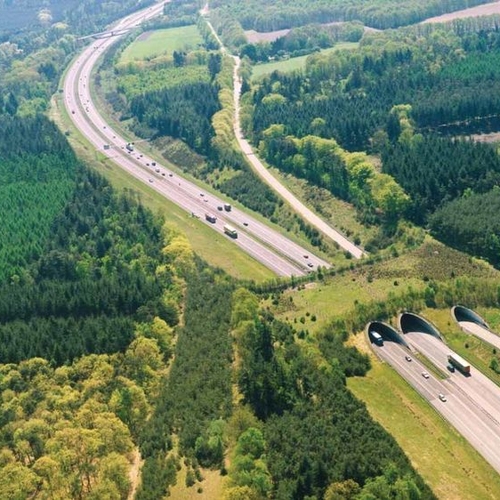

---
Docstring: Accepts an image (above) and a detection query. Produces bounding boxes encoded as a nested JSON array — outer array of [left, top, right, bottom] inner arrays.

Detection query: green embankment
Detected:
[[50, 93, 274, 282]]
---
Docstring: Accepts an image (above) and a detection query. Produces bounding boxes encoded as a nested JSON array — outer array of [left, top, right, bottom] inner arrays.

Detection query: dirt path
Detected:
[[202, 10, 365, 259], [128, 448, 142, 500]]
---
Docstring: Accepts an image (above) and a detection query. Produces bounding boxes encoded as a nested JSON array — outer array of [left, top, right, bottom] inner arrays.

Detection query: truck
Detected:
[[370, 331, 384, 346], [205, 213, 217, 223], [223, 224, 237, 238], [126, 143, 134, 152], [223, 203, 232, 212], [447, 353, 470, 375]]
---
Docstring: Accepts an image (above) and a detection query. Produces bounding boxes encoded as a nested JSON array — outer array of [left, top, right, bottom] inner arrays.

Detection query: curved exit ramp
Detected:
[[452, 305, 500, 350], [366, 321, 410, 348], [399, 312, 443, 341]]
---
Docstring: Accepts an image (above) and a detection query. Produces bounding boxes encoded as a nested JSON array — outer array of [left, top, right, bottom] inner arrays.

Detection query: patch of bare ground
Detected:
[[245, 28, 290, 43], [470, 131, 500, 143], [127, 448, 143, 500], [245, 23, 378, 43], [422, 1, 500, 24], [137, 30, 153, 41]]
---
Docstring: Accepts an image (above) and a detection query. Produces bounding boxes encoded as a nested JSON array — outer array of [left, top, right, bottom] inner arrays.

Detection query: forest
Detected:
[[245, 18, 500, 266], [226, 289, 436, 499], [210, 0, 491, 31], [0, 116, 176, 366]]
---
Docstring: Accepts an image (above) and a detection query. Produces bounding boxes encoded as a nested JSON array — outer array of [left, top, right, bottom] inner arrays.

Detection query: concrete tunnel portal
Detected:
[[451, 305, 489, 329], [366, 321, 411, 348], [399, 312, 443, 341]]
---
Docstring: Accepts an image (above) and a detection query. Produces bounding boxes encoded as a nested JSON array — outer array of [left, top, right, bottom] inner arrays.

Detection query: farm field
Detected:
[[422, 1, 500, 23], [120, 25, 203, 63]]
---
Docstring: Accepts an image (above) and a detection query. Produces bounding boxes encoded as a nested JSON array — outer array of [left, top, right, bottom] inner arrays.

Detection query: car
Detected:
[[161, 173, 165, 177], [438, 393, 447, 402], [140, 154, 143, 158], [146, 163, 150, 166], [200, 193, 204, 197], [447, 363, 455, 373], [71, 110, 75, 114], [151, 162, 156, 166], [307, 263, 314, 268], [405, 355, 412, 362], [148, 179, 153, 183], [243, 222, 249, 226], [303, 254, 309, 259], [217, 206, 223, 211], [168, 173, 173, 177], [421, 371, 429, 379]]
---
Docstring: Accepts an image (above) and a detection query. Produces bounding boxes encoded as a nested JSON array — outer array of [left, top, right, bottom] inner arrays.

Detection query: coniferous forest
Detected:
[[2, 0, 500, 498]]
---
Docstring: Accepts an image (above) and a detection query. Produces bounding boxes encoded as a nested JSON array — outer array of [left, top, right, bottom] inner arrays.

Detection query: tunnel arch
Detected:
[[366, 321, 411, 348], [398, 312, 443, 341], [451, 305, 489, 329]]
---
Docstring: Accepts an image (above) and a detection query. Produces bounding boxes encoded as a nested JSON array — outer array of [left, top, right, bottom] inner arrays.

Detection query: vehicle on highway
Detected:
[[303, 255, 309, 259], [243, 222, 249, 226], [448, 353, 471, 374], [447, 363, 455, 373], [205, 213, 217, 223], [217, 206, 223, 211], [307, 262, 314, 268], [148, 179, 153, 183], [155, 168, 160, 173], [224, 203, 232, 211], [151, 162, 156, 166], [439, 393, 447, 402], [126, 143, 134, 152], [224, 224, 238, 238], [405, 355, 412, 362], [371, 331, 384, 346], [421, 371, 429, 379]]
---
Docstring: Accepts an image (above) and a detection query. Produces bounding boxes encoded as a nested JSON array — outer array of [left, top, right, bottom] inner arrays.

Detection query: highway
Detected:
[[62, 1, 331, 278], [458, 320, 500, 351], [374, 339, 500, 473]]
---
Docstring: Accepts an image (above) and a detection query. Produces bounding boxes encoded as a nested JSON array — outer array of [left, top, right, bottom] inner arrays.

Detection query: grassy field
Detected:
[[49, 92, 275, 282], [348, 336, 500, 500], [251, 42, 358, 79], [120, 25, 203, 63], [270, 238, 497, 335]]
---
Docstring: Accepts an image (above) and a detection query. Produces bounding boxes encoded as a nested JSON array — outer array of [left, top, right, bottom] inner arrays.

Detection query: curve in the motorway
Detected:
[[62, 2, 332, 277], [399, 312, 443, 341]]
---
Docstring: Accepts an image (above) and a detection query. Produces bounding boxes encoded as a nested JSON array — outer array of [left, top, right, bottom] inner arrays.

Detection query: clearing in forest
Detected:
[[120, 25, 203, 63]]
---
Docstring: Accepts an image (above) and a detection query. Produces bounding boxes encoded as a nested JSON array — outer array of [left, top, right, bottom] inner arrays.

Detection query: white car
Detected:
[[421, 371, 429, 379], [438, 393, 447, 402]]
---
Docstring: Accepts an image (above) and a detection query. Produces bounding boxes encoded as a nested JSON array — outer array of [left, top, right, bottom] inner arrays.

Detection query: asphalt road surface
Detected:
[[62, 2, 331, 277], [459, 321, 500, 351], [375, 339, 500, 473]]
